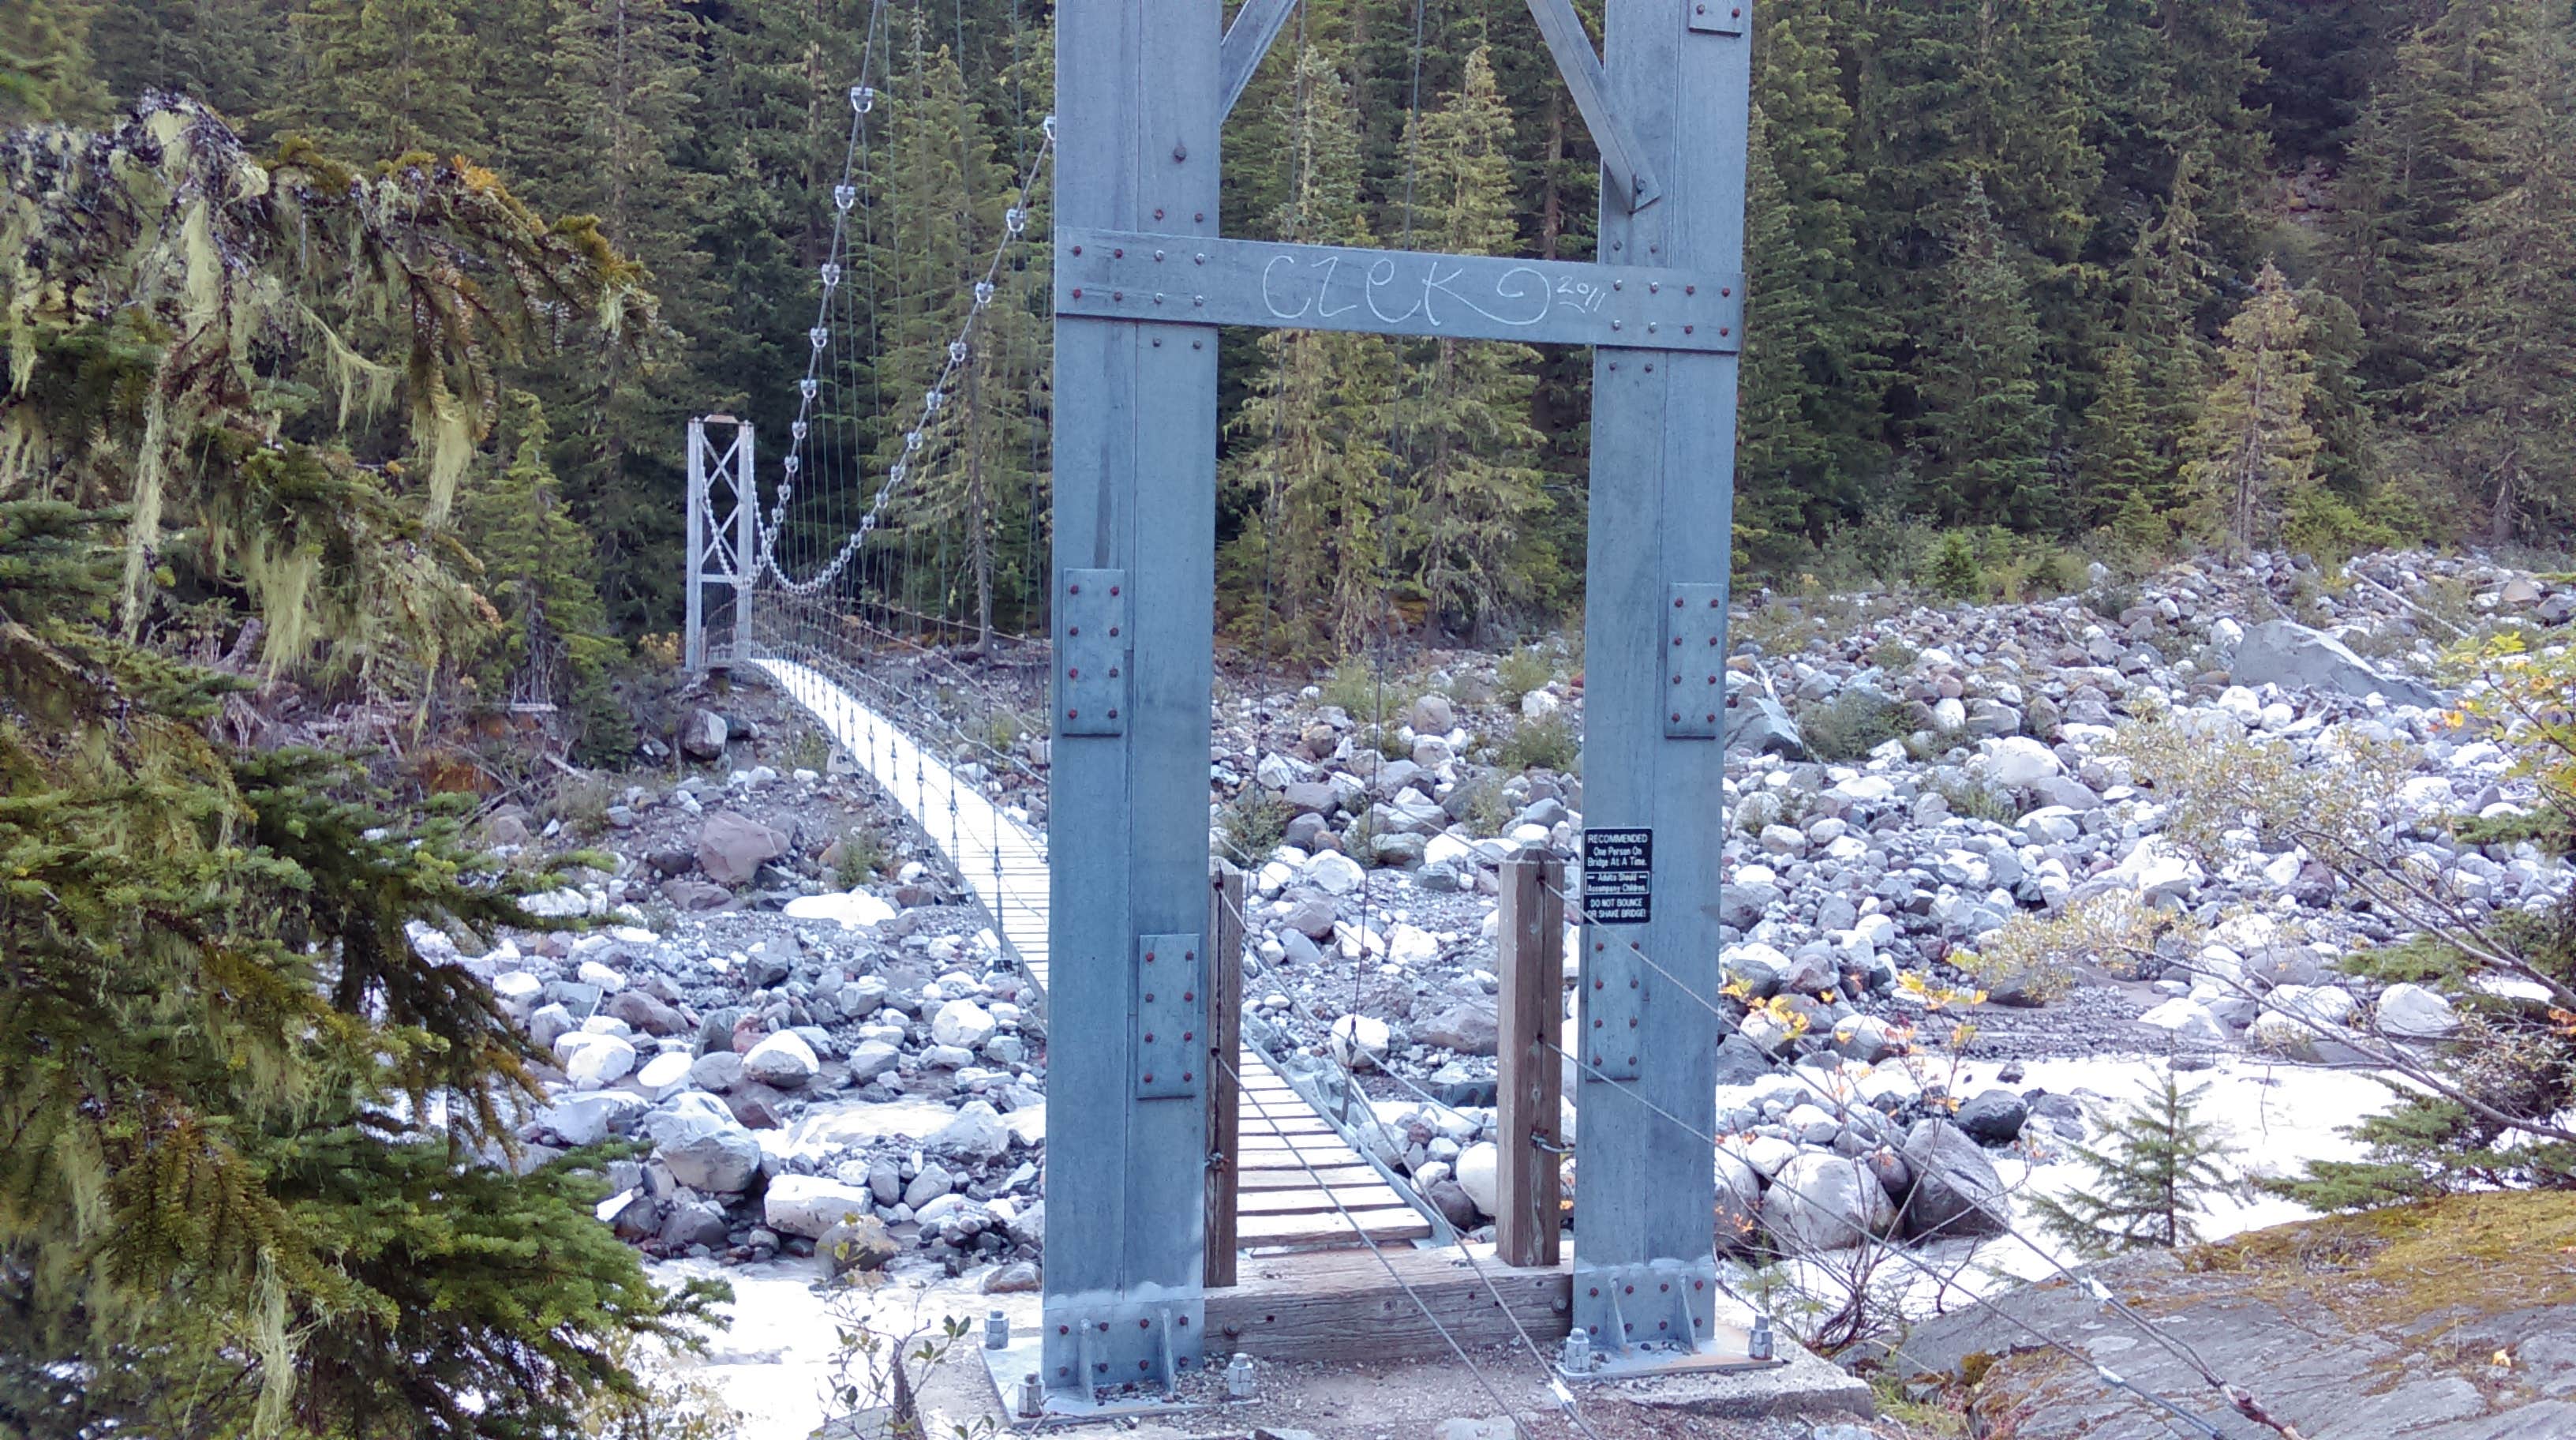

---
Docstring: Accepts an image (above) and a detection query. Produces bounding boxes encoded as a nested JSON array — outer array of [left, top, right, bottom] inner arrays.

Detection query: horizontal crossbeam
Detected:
[[1055, 230, 1743, 352]]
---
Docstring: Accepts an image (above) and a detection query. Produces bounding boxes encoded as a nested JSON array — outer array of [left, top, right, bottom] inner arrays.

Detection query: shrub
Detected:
[[1866, 636, 1919, 673], [835, 823, 891, 887], [1926, 531, 1983, 600], [1496, 646, 1555, 706], [1957, 893, 2166, 1005], [1218, 789, 1289, 863], [1498, 714, 1579, 774], [1927, 772, 2015, 823], [1799, 691, 1911, 762], [1319, 655, 1408, 726], [547, 775, 618, 838]]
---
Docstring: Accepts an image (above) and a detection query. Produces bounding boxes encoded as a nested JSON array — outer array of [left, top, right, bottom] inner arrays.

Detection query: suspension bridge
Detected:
[[661, 0, 2364, 1428], [678, 0, 1762, 1416]]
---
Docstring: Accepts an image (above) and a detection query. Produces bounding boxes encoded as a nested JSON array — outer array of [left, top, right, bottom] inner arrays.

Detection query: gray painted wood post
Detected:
[[729, 426, 755, 665], [684, 419, 707, 673], [1572, 0, 1750, 1352], [1044, 0, 1222, 1393], [1205, 859, 1245, 1288], [1495, 848, 1565, 1269]]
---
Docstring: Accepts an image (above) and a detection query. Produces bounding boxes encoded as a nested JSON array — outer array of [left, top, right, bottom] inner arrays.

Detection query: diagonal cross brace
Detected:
[[1219, 0, 1298, 120], [1522, 0, 1661, 213]]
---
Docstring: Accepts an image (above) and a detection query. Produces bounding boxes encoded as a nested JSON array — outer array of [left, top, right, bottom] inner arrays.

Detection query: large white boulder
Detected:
[[1305, 850, 1366, 896], [2139, 997, 2232, 1047], [931, 999, 999, 1050], [1329, 1014, 1394, 1070], [1453, 1141, 1499, 1217], [784, 890, 897, 928], [927, 1101, 1012, 1162], [560, 1031, 638, 1088], [545, 1090, 646, 1146], [657, 1112, 763, 1194], [763, 1175, 877, 1239], [635, 1050, 695, 1100], [2376, 982, 2459, 1038], [1759, 1152, 1896, 1252], [1979, 736, 2065, 788], [741, 1030, 821, 1089]]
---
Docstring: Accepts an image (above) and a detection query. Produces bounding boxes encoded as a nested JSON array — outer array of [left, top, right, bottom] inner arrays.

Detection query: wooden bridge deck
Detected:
[[751, 657, 1431, 1254]]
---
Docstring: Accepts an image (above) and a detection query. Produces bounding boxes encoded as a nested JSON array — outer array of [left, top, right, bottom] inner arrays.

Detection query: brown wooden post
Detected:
[[1204, 858, 1246, 1286], [1496, 846, 1566, 1268]]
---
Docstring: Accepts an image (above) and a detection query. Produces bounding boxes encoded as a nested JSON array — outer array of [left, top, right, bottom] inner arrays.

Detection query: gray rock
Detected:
[[820, 1215, 900, 1277], [741, 1029, 821, 1088], [903, 1164, 953, 1209], [1713, 1033, 1773, 1086], [658, 1119, 763, 1193], [2230, 619, 2443, 708], [1902, 1118, 2011, 1239], [1725, 697, 1808, 760], [1954, 1089, 2028, 1145], [927, 1100, 1012, 1162], [847, 1040, 902, 1083], [1417, 999, 1500, 1056], [680, 708, 728, 762], [697, 811, 788, 887], [659, 1199, 732, 1250], [1410, 694, 1457, 733], [1760, 1152, 1896, 1252], [688, 1049, 746, 1093], [2376, 982, 2459, 1038], [980, 1260, 1043, 1293]]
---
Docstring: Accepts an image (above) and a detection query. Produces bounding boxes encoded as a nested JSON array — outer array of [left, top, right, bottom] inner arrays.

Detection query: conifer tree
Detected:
[[0, 0, 105, 123], [1391, 47, 1550, 636], [2406, 8, 2576, 546], [269, 0, 487, 159], [1738, 2, 1880, 560], [84, 0, 290, 131], [2181, 260, 2321, 553], [1222, 40, 1395, 658], [0, 97, 709, 1438], [2081, 342, 2168, 556], [2033, 1070, 2233, 1255], [1916, 177, 2057, 531], [521, 0, 710, 629], [870, 15, 1032, 651]]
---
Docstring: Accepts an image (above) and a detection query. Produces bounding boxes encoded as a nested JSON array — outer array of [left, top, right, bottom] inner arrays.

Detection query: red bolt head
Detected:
[[1071, 287, 1083, 298], [1141, 1072, 1155, 1082], [1072, 246, 1083, 255], [1114, 248, 1124, 258]]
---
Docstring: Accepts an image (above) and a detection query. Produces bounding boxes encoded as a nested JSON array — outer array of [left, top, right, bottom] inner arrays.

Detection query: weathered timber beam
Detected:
[[1521, 0, 1661, 212], [1055, 230, 1742, 352], [1206, 1250, 1573, 1364], [1218, 0, 1297, 121]]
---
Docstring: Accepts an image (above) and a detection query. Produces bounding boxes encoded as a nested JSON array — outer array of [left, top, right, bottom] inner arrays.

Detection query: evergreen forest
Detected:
[[18, 0, 2575, 659]]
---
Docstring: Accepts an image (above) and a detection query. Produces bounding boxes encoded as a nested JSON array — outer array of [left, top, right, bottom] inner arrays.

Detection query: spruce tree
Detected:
[[870, 15, 1032, 651], [0, 97, 710, 1438], [521, 0, 710, 630], [85, 0, 290, 131], [1915, 177, 2057, 531], [269, 0, 488, 159], [1222, 39, 1396, 659], [1739, 2, 1881, 562], [2033, 1070, 2233, 1255], [1391, 47, 1550, 636], [0, 0, 105, 123], [2180, 260, 2321, 553], [2406, 8, 2576, 546], [2081, 342, 2169, 557]]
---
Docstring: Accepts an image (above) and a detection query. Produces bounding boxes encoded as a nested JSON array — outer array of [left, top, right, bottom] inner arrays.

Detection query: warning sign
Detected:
[[1582, 827, 1653, 924]]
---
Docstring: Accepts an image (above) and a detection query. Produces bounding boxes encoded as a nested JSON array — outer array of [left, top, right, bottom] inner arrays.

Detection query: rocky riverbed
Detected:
[[429, 549, 2570, 1434]]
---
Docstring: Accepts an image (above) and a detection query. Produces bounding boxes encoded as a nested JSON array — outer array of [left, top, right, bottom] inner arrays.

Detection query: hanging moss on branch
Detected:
[[0, 99, 715, 1440]]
